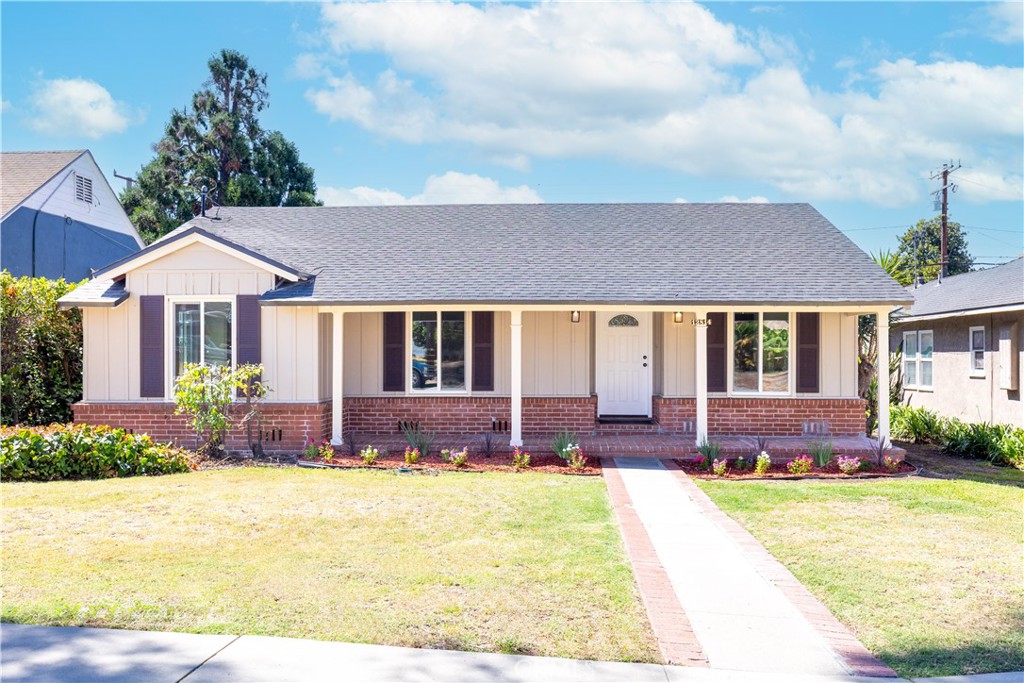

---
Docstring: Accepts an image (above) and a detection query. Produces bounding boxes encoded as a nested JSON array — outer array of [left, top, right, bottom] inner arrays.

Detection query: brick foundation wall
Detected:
[[72, 401, 332, 455], [343, 395, 597, 436], [654, 396, 867, 436]]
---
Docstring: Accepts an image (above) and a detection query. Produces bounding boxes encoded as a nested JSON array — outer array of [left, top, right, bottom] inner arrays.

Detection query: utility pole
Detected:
[[113, 170, 135, 191], [930, 161, 961, 278]]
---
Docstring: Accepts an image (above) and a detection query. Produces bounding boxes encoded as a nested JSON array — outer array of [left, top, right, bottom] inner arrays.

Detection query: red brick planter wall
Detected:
[[343, 395, 597, 436], [654, 397, 866, 436], [72, 401, 332, 455]]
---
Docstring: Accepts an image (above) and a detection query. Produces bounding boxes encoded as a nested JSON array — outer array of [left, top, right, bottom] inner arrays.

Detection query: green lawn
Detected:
[[2, 467, 658, 663], [695, 451, 1024, 678]]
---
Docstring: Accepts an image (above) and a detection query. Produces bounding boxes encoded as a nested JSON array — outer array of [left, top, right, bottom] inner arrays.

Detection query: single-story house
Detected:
[[892, 258, 1023, 427], [59, 203, 910, 454], [1, 149, 143, 282]]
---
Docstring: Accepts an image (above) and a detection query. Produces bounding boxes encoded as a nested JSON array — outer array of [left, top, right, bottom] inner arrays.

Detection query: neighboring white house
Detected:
[[1, 150, 143, 281], [893, 258, 1024, 427]]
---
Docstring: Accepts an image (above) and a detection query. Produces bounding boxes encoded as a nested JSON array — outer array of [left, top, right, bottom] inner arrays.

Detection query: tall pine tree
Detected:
[[122, 50, 320, 242]]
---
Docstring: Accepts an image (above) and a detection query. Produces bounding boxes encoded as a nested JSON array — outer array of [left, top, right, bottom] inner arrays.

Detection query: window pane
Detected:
[[905, 360, 917, 386], [920, 331, 933, 359], [609, 314, 639, 327], [411, 312, 438, 390], [174, 304, 201, 377], [733, 313, 758, 392], [974, 350, 985, 371], [762, 312, 789, 392], [920, 360, 933, 387], [904, 333, 918, 357], [204, 302, 232, 367], [441, 312, 465, 390], [972, 329, 984, 350]]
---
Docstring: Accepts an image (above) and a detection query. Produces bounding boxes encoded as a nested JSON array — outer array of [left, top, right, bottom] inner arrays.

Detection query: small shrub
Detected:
[[754, 451, 771, 475], [480, 432, 497, 458], [441, 447, 469, 467], [551, 430, 578, 460], [735, 455, 749, 470], [808, 437, 834, 468], [837, 456, 863, 475], [868, 436, 893, 468], [404, 446, 421, 464], [995, 427, 1024, 470], [318, 441, 334, 462], [359, 445, 379, 465], [0, 424, 193, 481], [882, 454, 902, 473], [754, 436, 769, 456], [512, 446, 530, 471], [401, 423, 435, 456], [890, 405, 943, 443], [564, 444, 587, 471], [712, 458, 728, 476], [303, 438, 319, 460], [696, 438, 722, 470], [786, 455, 813, 475]]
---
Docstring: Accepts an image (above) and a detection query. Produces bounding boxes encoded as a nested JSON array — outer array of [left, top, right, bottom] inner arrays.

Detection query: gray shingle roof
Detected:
[[898, 258, 1024, 319], [125, 203, 912, 306], [1, 150, 85, 218], [56, 278, 127, 308]]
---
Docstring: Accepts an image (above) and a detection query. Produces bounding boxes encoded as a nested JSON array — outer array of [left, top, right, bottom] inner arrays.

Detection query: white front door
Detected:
[[595, 311, 652, 416]]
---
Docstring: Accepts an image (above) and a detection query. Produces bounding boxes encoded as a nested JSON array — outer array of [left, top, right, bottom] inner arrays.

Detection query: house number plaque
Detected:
[[691, 318, 712, 327]]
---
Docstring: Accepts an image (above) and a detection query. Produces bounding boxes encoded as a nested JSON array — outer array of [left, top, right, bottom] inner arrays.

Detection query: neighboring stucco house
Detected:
[[1, 150, 143, 281], [893, 258, 1023, 427], [59, 203, 909, 453]]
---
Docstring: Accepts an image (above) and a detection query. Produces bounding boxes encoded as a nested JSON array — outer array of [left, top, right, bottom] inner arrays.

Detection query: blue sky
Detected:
[[2, 1, 1021, 263]]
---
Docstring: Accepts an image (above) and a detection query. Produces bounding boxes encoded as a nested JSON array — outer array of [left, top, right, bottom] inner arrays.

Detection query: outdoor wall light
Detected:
[[570, 310, 581, 323], [673, 311, 684, 324]]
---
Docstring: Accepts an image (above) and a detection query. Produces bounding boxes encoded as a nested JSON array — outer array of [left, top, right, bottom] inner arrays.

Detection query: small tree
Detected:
[[895, 217, 973, 282], [234, 364, 269, 457]]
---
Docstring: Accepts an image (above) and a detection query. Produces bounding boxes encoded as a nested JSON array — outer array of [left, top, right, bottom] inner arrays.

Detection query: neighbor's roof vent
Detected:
[[74, 174, 94, 204]]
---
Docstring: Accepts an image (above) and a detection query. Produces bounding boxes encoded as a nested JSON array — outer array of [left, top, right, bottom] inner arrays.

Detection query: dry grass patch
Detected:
[[696, 462, 1023, 678], [2, 467, 658, 663]]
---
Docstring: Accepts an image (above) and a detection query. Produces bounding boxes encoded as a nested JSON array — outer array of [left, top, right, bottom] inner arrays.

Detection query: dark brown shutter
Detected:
[[472, 311, 494, 391], [382, 312, 405, 392], [706, 312, 727, 392], [796, 312, 820, 393], [140, 295, 165, 398], [236, 295, 261, 367]]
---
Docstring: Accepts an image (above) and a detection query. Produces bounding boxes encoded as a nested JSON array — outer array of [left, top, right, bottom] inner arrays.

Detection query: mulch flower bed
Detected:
[[298, 452, 602, 476], [674, 458, 917, 480]]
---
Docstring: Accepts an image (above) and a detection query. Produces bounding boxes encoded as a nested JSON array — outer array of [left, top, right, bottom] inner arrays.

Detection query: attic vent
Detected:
[[75, 174, 94, 204]]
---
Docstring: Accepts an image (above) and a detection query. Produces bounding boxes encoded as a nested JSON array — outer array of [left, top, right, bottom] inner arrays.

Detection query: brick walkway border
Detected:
[[660, 460, 899, 678], [600, 458, 708, 667]]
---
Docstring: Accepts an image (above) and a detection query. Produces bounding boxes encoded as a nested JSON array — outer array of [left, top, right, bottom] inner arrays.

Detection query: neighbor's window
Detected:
[[411, 311, 465, 391], [174, 301, 232, 377], [903, 330, 933, 389], [733, 312, 790, 393], [969, 326, 985, 376]]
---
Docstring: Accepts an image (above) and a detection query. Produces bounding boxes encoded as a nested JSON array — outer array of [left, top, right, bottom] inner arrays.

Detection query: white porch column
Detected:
[[694, 310, 709, 446], [510, 309, 523, 447], [331, 310, 345, 446], [876, 309, 890, 444]]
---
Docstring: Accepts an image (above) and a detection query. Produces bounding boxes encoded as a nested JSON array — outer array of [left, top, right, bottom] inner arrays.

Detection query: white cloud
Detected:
[[982, 1, 1023, 43], [303, 2, 1023, 208], [717, 195, 770, 203], [1, 99, 10, 112], [319, 171, 542, 206], [28, 78, 138, 139]]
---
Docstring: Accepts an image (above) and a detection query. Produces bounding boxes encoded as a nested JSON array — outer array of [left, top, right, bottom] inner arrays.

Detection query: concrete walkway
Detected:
[[611, 457, 858, 675], [3, 624, 1021, 683]]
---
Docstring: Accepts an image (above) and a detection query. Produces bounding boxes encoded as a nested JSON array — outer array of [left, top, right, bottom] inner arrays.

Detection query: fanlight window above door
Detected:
[[608, 314, 640, 327]]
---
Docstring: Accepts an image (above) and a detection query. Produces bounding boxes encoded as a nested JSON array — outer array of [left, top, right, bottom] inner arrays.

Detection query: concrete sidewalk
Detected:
[[3, 624, 1021, 683], [610, 458, 876, 675]]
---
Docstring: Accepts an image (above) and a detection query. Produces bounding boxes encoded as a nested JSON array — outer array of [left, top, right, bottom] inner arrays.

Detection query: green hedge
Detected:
[[1, 272, 84, 425], [0, 424, 194, 481], [891, 405, 1024, 470]]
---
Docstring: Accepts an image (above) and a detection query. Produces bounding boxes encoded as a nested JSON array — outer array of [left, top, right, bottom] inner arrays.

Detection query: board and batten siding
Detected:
[[340, 310, 586, 397], [84, 242, 319, 402], [658, 311, 857, 398]]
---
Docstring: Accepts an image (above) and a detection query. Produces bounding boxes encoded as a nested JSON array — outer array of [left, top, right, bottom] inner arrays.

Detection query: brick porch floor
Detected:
[[341, 433, 905, 459]]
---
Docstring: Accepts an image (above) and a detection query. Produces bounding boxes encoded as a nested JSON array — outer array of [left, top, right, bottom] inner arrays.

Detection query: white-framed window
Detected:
[[969, 326, 985, 377], [410, 311, 468, 392], [903, 330, 933, 389], [74, 173, 93, 204], [730, 311, 791, 394], [168, 298, 234, 382]]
